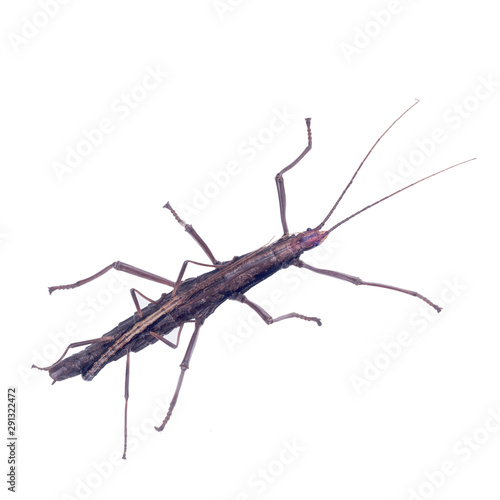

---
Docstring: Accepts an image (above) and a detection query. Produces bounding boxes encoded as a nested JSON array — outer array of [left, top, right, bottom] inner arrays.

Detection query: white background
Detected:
[[2, 1, 500, 499]]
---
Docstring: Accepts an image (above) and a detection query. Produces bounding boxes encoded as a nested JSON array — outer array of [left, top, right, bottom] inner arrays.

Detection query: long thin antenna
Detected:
[[316, 99, 420, 230], [325, 158, 476, 234]]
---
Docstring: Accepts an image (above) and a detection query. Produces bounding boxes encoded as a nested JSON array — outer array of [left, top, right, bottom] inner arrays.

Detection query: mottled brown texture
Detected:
[[48, 230, 324, 383]]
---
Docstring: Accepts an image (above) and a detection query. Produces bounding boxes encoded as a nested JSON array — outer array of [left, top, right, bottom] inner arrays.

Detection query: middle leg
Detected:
[[232, 293, 322, 326], [164, 202, 219, 264], [171, 259, 224, 297]]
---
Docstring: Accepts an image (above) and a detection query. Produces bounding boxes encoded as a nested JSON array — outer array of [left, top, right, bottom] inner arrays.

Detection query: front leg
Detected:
[[294, 260, 442, 312], [275, 118, 312, 236]]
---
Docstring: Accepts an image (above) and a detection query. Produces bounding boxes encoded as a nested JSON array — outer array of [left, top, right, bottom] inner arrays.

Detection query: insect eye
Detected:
[[307, 227, 311, 231]]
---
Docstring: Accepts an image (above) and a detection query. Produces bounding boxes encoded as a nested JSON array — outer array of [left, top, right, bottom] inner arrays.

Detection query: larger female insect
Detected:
[[33, 101, 473, 458]]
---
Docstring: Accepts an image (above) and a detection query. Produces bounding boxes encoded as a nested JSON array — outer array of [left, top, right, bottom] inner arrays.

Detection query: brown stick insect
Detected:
[[33, 100, 474, 458]]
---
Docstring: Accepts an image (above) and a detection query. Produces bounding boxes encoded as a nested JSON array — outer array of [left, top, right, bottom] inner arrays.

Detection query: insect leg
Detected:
[[31, 336, 114, 375], [232, 293, 322, 326], [48, 261, 175, 294], [130, 288, 156, 318], [149, 322, 188, 350], [171, 260, 223, 297], [275, 118, 312, 235], [294, 260, 442, 312], [122, 347, 131, 459], [164, 202, 219, 264], [155, 320, 203, 432]]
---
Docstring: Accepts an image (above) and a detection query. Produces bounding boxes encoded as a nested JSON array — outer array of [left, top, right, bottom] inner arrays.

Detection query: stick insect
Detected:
[[33, 100, 474, 458]]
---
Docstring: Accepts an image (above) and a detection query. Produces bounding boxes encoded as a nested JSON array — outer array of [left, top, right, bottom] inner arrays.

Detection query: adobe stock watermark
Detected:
[[350, 276, 466, 394], [339, 0, 415, 64], [226, 438, 306, 500], [213, 0, 244, 21], [222, 236, 340, 353], [175, 106, 296, 220], [51, 64, 169, 183], [404, 405, 500, 500], [21, 271, 130, 385], [59, 395, 179, 500], [7, 0, 72, 54], [384, 73, 499, 189]]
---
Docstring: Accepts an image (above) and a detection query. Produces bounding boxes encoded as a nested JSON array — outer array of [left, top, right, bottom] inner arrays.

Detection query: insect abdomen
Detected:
[[49, 340, 114, 382]]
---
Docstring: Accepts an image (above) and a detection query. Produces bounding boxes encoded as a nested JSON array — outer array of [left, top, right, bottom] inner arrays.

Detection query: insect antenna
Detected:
[[316, 99, 420, 231], [324, 158, 476, 235]]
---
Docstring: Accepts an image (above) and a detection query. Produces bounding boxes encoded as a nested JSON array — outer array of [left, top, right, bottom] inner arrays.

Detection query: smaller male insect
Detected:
[[33, 100, 474, 458]]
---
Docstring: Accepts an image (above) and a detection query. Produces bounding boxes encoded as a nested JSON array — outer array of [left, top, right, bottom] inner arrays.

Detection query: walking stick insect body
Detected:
[[33, 101, 474, 458]]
